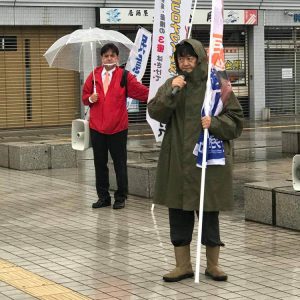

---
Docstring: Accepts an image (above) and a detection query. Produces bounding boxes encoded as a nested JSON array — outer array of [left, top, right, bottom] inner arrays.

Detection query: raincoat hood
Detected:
[[174, 38, 208, 81]]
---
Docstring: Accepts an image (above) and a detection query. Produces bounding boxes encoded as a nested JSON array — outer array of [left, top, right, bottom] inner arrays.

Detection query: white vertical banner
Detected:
[[147, 0, 193, 142], [125, 27, 152, 112]]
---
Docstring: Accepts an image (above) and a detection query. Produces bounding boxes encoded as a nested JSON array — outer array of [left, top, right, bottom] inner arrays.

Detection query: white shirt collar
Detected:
[[101, 67, 116, 77]]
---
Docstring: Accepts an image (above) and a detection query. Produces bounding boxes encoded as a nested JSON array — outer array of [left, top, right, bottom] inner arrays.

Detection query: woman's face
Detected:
[[177, 55, 197, 73]]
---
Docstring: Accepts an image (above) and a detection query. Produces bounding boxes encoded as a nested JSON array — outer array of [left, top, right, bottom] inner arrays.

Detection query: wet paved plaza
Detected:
[[0, 117, 299, 299]]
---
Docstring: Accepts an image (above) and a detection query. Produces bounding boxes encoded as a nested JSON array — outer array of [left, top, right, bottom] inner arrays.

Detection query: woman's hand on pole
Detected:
[[201, 116, 211, 129]]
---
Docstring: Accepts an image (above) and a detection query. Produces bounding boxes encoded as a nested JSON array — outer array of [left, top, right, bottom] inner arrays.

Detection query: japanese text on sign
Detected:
[[168, 0, 181, 75], [128, 9, 149, 17], [132, 34, 149, 75]]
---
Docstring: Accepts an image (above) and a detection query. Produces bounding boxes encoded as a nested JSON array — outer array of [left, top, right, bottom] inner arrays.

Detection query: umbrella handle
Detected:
[[90, 42, 96, 94], [92, 70, 96, 94]]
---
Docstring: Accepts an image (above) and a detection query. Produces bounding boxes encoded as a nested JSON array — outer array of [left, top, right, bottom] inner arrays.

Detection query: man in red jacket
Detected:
[[82, 43, 149, 209]]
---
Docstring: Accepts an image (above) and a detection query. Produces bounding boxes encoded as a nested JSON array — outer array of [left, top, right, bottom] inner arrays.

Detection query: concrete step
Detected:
[[109, 159, 157, 198], [77, 143, 160, 162], [127, 144, 160, 161], [244, 180, 300, 231], [0, 123, 153, 142], [0, 140, 77, 170]]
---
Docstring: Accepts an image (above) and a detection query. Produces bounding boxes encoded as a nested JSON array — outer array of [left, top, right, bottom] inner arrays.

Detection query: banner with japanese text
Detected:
[[193, 0, 227, 166], [125, 27, 152, 112], [147, 0, 193, 142]]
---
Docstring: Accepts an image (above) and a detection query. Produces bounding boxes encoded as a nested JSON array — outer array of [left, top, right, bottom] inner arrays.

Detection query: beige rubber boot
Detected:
[[163, 245, 194, 282], [205, 245, 228, 281]]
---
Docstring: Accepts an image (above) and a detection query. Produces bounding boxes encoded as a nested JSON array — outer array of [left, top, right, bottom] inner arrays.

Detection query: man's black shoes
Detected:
[[92, 198, 125, 209], [113, 199, 125, 209], [92, 198, 111, 208]]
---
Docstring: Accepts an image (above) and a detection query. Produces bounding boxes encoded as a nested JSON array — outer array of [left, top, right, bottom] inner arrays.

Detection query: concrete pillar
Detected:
[[248, 10, 266, 120]]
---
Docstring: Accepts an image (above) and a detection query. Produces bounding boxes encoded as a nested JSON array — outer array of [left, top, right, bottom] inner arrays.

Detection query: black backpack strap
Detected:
[[120, 68, 128, 98]]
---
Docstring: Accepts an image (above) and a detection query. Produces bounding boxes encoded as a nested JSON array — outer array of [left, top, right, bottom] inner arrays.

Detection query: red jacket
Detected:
[[82, 66, 149, 134]]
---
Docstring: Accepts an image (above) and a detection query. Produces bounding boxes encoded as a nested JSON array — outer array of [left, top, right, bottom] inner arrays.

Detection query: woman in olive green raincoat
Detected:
[[148, 39, 243, 282]]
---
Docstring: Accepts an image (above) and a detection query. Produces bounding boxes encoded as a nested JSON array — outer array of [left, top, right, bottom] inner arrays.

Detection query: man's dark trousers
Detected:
[[90, 128, 128, 202]]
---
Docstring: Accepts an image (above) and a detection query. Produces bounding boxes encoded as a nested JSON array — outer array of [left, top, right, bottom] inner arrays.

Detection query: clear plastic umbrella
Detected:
[[44, 27, 135, 92]]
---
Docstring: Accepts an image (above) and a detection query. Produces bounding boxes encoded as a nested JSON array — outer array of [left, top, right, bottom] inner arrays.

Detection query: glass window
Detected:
[[0, 36, 17, 51]]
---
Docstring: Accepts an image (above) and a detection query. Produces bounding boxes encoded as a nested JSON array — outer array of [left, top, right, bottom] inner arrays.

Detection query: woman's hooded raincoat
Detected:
[[148, 39, 244, 211]]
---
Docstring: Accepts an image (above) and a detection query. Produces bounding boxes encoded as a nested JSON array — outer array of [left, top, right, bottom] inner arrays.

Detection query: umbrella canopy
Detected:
[[43, 27, 135, 72]]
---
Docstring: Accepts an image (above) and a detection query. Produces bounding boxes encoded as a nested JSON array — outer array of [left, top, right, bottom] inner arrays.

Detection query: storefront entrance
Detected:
[[265, 27, 300, 115]]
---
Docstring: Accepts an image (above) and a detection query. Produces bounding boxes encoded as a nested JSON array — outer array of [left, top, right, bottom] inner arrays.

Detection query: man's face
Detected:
[[177, 55, 197, 73], [101, 50, 119, 70]]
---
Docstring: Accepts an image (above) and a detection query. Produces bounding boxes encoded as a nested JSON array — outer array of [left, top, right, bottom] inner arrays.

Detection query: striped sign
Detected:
[[147, 0, 193, 142]]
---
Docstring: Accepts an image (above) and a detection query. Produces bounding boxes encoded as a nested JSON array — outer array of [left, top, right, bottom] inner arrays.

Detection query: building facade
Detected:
[[0, 0, 300, 129]]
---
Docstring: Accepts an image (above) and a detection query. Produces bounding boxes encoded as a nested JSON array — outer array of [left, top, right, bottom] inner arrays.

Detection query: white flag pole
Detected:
[[195, 128, 208, 283], [187, 0, 198, 39]]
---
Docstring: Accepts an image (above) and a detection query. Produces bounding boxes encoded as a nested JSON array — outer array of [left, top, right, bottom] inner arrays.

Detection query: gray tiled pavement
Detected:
[[0, 118, 300, 299]]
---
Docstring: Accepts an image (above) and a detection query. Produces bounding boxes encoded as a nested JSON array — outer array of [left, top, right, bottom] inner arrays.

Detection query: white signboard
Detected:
[[100, 8, 153, 24], [99, 8, 258, 25], [282, 68, 293, 79]]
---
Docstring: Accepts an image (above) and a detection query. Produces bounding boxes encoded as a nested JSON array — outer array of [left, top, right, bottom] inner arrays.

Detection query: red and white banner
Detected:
[[208, 2, 225, 76], [202, 0, 225, 117], [125, 27, 152, 112], [147, 0, 193, 142], [194, 0, 226, 167]]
